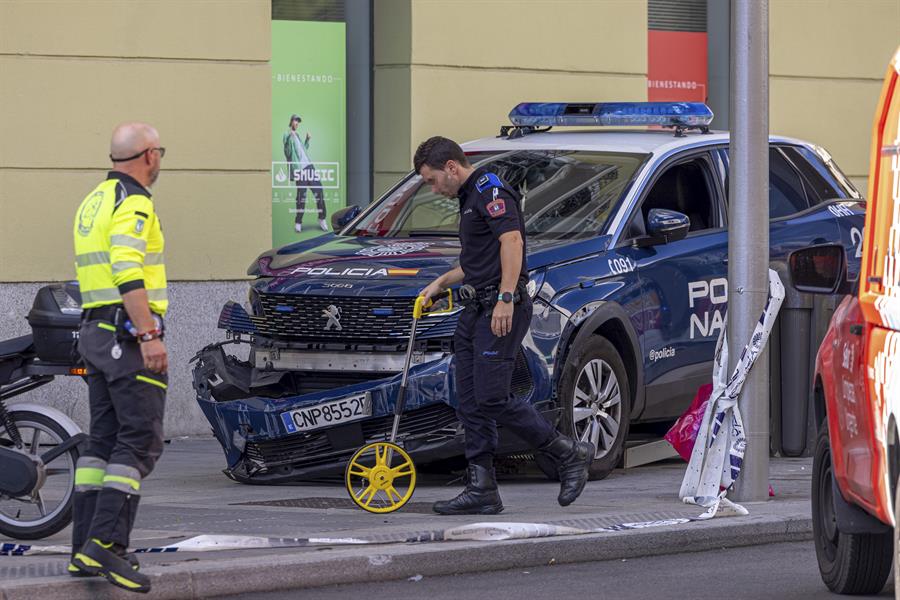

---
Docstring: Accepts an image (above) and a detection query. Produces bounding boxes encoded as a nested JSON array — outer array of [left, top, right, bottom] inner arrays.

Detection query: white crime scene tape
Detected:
[[1, 514, 724, 556], [679, 269, 785, 519]]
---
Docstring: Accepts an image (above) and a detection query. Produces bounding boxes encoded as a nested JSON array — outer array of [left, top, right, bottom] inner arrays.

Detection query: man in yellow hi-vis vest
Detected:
[[69, 122, 168, 594]]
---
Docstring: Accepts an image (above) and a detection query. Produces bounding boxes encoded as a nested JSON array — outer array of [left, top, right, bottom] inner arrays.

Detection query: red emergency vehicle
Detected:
[[790, 46, 900, 595]]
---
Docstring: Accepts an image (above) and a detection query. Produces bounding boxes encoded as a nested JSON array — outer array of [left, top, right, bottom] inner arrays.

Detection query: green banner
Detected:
[[271, 20, 346, 247]]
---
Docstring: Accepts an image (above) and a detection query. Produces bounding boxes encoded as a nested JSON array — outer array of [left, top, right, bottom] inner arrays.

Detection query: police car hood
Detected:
[[251, 233, 610, 295]]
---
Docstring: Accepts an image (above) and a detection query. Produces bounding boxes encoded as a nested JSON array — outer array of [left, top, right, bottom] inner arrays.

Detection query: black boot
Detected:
[[69, 551, 140, 577], [433, 464, 504, 515], [90, 486, 140, 548], [540, 435, 595, 506], [68, 490, 141, 577], [73, 538, 151, 593]]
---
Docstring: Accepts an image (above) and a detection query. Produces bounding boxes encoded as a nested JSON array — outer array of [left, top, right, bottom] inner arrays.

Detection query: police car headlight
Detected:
[[526, 270, 546, 299]]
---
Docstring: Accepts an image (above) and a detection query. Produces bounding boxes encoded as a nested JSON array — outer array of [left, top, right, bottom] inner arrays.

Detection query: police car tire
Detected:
[[812, 426, 892, 595], [555, 335, 631, 481]]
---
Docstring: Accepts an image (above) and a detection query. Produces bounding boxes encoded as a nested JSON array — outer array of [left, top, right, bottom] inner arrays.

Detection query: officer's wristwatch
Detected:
[[497, 291, 514, 304]]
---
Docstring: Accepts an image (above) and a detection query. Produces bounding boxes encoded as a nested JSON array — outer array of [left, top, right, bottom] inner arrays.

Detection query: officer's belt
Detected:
[[459, 283, 525, 310], [81, 305, 125, 321]]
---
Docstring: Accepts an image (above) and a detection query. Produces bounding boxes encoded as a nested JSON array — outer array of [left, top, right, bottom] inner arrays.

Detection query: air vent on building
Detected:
[[648, 0, 707, 32], [272, 0, 345, 22]]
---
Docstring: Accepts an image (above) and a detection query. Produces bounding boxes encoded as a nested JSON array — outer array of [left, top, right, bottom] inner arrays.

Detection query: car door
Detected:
[[621, 150, 729, 420]]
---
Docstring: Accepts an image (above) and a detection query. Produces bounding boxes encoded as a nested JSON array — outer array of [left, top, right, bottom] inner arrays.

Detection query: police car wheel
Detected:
[[556, 336, 631, 481], [811, 426, 892, 594]]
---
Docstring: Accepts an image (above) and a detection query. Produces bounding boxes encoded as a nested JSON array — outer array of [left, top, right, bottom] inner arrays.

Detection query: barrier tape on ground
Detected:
[[1, 514, 718, 556], [679, 269, 785, 519]]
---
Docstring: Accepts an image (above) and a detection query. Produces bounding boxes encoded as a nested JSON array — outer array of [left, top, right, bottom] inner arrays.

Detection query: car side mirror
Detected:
[[639, 208, 690, 245], [331, 205, 361, 231], [788, 244, 850, 294]]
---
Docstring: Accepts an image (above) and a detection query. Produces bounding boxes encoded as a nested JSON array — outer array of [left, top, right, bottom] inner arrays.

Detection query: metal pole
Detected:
[[729, 0, 769, 502]]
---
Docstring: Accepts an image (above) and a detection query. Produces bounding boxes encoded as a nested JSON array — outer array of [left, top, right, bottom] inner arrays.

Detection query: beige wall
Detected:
[[374, 0, 648, 197], [769, 0, 900, 192], [0, 0, 272, 282]]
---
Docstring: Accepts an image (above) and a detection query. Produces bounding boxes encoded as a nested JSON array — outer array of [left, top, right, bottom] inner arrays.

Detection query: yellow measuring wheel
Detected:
[[345, 292, 454, 513], [345, 442, 416, 513]]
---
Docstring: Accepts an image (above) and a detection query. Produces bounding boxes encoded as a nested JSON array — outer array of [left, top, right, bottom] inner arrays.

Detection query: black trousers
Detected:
[[78, 319, 166, 476], [74, 317, 166, 547], [84, 371, 166, 476], [295, 164, 326, 221], [453, 297, 555, 463]]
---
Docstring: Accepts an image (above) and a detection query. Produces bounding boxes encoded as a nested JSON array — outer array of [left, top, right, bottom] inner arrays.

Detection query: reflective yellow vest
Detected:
[[73, 172, 167, 316]]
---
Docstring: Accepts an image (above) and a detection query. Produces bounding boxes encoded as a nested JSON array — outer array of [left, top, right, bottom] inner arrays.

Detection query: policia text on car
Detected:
[[69, 122, 168, 594], [416, 136, 594, 514]]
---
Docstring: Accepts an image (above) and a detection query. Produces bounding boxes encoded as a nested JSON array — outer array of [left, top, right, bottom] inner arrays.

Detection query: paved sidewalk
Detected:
[[0, 438, 814, 599]]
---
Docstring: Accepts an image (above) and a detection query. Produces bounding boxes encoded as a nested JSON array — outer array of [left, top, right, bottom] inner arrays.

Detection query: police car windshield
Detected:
[[346, 150, 647, 240]]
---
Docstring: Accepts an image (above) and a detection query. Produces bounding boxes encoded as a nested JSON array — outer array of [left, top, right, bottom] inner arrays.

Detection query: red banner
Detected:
[[648, 30, 708, 103]]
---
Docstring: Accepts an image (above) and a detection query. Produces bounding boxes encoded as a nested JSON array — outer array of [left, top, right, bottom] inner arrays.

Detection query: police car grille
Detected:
[[244, 403, 458, 468], [251, 294, 450, 340]]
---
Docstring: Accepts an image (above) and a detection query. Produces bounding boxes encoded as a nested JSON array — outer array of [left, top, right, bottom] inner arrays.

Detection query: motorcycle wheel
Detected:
[[0, 410, 81, 540]]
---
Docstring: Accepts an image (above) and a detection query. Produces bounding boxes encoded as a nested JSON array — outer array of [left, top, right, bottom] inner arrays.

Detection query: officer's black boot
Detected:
[[68, 491, 142, 577], [540, 434, 595, 506], [73, 488, 149, 593], [74, 539, 150, 593], [432, 464, 504, 515]]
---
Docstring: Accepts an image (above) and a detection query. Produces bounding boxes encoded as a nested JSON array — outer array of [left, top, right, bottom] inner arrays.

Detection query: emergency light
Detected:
[[508, 102, 714, 128]]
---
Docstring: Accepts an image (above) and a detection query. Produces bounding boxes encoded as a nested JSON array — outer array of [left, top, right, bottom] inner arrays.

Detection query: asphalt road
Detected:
[[222, 541, 894, 600]]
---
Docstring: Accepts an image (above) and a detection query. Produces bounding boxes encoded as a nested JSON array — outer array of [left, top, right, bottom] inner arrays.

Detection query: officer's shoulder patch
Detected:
[[486, 198, 506, 217], [134, 219, 145, 234], [475, 172, 503, 194]]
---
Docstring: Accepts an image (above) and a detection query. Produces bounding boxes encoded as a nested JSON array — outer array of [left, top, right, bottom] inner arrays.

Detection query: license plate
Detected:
[[280, 392, 372, 434]]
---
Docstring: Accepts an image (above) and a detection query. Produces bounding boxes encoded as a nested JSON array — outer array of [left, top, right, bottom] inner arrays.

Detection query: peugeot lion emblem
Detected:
[[322, 305, 343, 331]]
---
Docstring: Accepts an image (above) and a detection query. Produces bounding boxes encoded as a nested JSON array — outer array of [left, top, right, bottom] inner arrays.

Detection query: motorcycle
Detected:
[[0, 283, 87, 539]]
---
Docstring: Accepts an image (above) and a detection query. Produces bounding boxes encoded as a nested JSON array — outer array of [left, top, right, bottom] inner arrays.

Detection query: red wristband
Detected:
[[137, 328, 162, 343]]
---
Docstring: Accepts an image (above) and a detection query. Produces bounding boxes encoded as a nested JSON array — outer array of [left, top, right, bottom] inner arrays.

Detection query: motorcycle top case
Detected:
[[26, 283, 82, 363]]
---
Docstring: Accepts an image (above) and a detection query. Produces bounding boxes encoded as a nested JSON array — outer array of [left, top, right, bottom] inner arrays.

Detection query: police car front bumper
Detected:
[[192, 346, 465, 483]]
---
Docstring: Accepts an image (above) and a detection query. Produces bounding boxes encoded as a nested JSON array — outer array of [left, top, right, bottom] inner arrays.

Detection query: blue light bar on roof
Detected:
[[508, 102, 714, 128]]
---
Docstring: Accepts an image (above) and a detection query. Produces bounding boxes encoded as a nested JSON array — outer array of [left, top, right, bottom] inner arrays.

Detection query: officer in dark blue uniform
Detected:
[[416, 136, 594, 514]]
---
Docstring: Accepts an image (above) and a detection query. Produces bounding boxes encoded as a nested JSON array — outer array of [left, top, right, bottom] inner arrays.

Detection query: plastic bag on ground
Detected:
[[664, 383, 714, 461]]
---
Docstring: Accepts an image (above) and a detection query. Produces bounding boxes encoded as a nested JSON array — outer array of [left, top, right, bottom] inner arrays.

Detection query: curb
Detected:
[[0, 513, 812, 600]]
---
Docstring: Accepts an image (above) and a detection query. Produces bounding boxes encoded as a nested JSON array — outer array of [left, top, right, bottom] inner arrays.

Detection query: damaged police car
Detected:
[[192, 102, 864, 484]]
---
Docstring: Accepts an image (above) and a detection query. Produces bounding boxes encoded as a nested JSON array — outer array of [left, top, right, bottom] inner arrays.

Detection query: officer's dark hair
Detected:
[[413, 136, 470, 174]]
